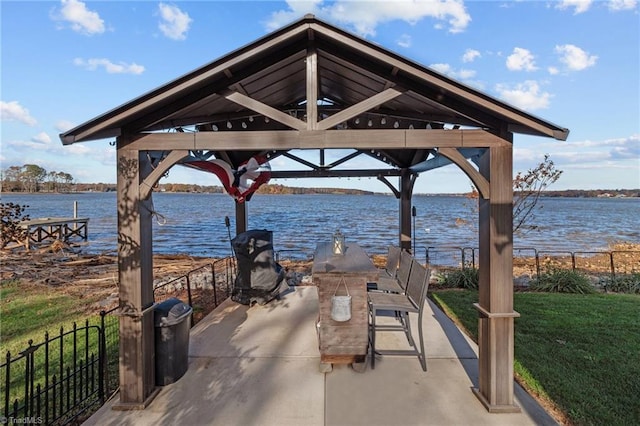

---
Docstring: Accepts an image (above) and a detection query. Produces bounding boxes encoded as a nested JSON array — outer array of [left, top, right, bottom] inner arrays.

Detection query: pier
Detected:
[[20, 217, 89, 249]]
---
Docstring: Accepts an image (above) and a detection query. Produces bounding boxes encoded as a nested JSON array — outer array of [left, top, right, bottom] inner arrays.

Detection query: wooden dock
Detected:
[[20, 217, 89, 249]]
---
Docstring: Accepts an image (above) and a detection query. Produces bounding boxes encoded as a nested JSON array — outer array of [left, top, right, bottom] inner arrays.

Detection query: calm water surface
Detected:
[[3, 192, 638, 258]]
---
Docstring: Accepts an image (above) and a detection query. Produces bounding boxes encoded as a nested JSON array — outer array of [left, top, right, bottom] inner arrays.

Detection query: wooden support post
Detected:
[[399, 170, 415, 253], [474, 143, 520, 412], [235, 200, 247, 236], [113, 146, 160, 410]]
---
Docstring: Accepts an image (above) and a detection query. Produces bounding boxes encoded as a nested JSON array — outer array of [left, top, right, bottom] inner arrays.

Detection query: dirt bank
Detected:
[[2, 242, 637, 319]]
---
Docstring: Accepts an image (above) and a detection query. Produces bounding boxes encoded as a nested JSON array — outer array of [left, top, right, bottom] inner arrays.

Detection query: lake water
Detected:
[[3, 192, 638, 259]]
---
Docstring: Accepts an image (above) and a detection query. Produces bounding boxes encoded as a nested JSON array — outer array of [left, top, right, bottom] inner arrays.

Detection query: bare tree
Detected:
[[463, 154, 563, 235], [513, 154, 562, 234], [1, 203, 30, 248]]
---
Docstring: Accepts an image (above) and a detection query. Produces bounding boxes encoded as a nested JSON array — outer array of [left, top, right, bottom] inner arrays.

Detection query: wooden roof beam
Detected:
[[122, 128, 509, 151], [270, 168, 401, 179], [224, 91, 307, 130], [307, 46, 319, 129], [317, 88, 403, 130]]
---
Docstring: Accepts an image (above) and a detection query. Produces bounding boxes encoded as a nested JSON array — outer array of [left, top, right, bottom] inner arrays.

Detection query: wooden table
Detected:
[[312, 242, 379, 372]]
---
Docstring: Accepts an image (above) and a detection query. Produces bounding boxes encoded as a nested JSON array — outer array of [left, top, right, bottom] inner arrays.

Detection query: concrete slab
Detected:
[[327, 298, 557, 426], [86, 356, 324, 426], [83, 285, 558, 426], [190, 286, 320, 358], [326, 357, 547, 426]]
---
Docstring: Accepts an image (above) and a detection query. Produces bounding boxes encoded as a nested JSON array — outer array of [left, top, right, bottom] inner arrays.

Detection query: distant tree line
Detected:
[[3, 163, 636, 197], [1, 164, 74, 193], [0, 165, 374, 195], [540, 189, 639, 198]]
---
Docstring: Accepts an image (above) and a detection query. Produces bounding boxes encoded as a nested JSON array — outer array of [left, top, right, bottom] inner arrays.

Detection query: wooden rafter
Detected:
[[317, 88, 403, 130]]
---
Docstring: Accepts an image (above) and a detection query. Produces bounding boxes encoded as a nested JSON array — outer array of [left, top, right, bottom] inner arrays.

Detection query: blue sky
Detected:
[[1, 0, 638, 194]]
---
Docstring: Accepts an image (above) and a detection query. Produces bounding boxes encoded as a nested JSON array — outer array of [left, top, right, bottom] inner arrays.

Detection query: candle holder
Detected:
[[332, 229, 345, 255]]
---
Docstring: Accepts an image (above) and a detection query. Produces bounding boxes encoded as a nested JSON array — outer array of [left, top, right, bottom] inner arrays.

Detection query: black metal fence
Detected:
[[421, 245, 639, 283], [2, 256, 236, 425], [153, 256, 236, 317], [1, 309, 119, 426]]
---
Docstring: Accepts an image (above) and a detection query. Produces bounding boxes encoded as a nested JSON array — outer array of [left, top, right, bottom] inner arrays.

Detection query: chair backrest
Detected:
[[405, 258, 430, 308], [396, 250, 413, 291], [385, 245, 402, 276]]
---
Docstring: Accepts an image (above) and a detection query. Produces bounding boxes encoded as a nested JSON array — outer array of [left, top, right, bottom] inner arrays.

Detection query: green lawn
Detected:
[[1, 279, 100, 348], [429, 289, 640, 426], [1, 279, 119, 414]]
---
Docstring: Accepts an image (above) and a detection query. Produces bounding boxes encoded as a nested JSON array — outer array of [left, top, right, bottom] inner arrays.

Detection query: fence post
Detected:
[[609, 252, 616, 279], [211, 263, 218, 307], [185, 275, 193, 308], [3, 351, 9, 417], [99, 311, 106, 403], [44, 333, 50, 423]]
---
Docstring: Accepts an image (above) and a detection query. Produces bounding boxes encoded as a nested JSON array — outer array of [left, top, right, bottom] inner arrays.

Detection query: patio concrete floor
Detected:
[[84, 286, 558, 426]]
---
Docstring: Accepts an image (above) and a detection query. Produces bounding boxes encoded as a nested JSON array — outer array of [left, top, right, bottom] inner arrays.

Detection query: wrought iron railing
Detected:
[[422, 246, 639, 282], [2, 256, 236, 425], [0, 313, 118, 426], [153, 256, 236, 319]]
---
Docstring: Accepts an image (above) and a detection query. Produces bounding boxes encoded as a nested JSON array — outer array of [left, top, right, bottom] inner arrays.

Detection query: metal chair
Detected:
[[368, 249, 411, 294], [368, 258, 430, 371], [379, 245, 401, 279]]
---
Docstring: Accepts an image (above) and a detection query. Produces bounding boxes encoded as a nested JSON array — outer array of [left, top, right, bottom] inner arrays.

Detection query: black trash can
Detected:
[[154, 297, 192, 386]]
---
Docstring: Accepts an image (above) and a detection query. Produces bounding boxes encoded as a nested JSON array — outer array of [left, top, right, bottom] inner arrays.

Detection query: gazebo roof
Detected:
[[60, 14, 569, 173]]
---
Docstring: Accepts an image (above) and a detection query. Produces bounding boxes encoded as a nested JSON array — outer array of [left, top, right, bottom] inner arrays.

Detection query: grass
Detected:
[[429, 289, 640, 426], [1, 279, 119, 417], [1, 279, 101, 347]]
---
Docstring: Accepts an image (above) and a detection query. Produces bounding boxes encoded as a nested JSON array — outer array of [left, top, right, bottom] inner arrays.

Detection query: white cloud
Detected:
[[32, 132, 52, 145], [462, 49, 480, 63], [397, 34, 412, 48], [73, 58, 145, 74], [429, 63, 476, 80], [7, 132, 53, 150], [5, 131, 100, 160], [564, 135, 640, 159], [607, 0, 638, 11], [555, 0, 593, 14], [0, 101, 37, 126], [548, 66, 560, 75], [506, 47, 538, 71], [495, 80, 552, 111], [55, 120, 75, 133], [158, 3, 192, 40], [52, 0, 105, 35], [266, 0, 471, 36], [65, 143, 93, 156], [555, 44, 598, 71]]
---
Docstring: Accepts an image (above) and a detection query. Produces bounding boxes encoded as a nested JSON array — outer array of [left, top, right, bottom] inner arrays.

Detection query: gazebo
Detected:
[[60, 15, 569, 413]]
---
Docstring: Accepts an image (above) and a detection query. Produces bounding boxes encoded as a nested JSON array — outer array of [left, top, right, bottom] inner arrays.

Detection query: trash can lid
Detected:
[[154, 297, 192, 326]]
